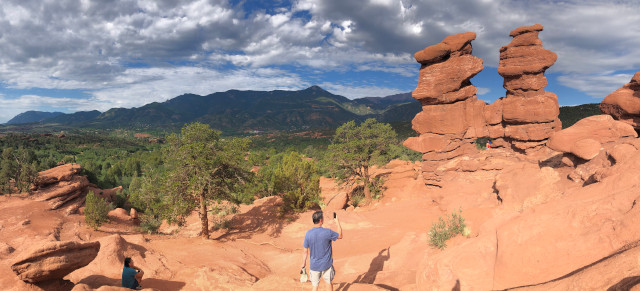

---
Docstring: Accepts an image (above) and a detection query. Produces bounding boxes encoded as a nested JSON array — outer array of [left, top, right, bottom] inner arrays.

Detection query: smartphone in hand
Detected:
[[333, 212, 336, 219]]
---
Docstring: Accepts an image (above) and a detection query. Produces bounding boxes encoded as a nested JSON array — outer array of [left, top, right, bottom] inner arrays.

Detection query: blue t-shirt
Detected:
[[122, 266, 139, 289], [303, 227, 339, 271]]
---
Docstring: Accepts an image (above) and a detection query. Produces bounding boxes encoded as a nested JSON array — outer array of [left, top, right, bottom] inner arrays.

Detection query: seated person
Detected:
[[122, 257, 144, 290]]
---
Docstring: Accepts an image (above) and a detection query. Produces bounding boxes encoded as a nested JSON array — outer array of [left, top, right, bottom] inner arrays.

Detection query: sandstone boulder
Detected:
[[108, 208, 131, 221], [547, 115, 637, 155], [324, 192, 348, 213], [570, 138, 602, 160], [601, 72, 640, 129], [11, 240, 100, 283], [35, 163, 82, 187], [608, 143, 638, 163]]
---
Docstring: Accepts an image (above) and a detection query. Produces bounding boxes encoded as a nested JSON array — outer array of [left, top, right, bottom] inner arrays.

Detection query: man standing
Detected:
[[122, 257, 144, 290], [302, 211, 343, 291]]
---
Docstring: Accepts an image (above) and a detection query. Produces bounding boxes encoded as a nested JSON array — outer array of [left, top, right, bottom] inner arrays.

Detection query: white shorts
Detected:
[[309, 265, 334, 286]]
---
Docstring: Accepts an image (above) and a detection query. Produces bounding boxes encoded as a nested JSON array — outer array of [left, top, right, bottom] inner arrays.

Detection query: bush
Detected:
[[368, 176, 386, 200], [139, 214, 162, 234], [474, 137, 492, 150], [255, 151, 320, 214], [84, 191, 110, 230], [428, 209, 466, 249], [350, 186, 365, 207]]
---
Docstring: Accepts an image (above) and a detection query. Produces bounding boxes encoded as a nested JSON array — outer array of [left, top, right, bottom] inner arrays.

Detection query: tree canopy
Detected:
[[162, 122, 251, 239], [328, 118, 397, 202]]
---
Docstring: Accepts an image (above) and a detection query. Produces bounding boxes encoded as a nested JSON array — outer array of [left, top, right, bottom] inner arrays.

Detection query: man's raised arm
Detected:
[[335, 217, 343, 239]]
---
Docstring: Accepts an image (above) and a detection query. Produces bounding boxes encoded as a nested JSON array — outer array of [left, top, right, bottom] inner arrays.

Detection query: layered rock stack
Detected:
[[403, 32, 489, 186], [33, 163, 119, 215], [498, 24, 561, 151], [600, 72, 640, 130]]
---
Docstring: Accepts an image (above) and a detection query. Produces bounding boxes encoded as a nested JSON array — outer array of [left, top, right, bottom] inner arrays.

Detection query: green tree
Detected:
[[163, 122, 251, 239], [269, 151, 320, 213], [328, 119, 397, 202], [0, 148, 38, 194], [84, 191, 110, 230]]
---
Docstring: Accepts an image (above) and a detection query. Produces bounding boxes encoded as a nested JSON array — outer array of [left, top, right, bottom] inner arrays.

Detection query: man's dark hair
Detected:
[[124, 257, 132, 268], [312, 211, 323, 224]]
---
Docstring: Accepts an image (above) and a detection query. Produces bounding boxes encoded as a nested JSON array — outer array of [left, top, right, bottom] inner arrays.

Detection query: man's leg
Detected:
[[309, 269, 321, 291], [322, 266, 335, 291]]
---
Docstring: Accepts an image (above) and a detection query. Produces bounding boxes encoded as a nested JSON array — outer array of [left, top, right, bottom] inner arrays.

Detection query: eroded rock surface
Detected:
[[405, 25, 562, 187], [32, 164, 118, 215], [547, 115, 638, 183], [499, 24, 560, 150], [404, 32, 488, 186], [601, 72, 640, 130], [11, 240, 100, 283]]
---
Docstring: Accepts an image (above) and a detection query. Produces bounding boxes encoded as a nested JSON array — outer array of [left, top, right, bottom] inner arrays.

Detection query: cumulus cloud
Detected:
[[88, 66, 310, 110], [0, 0, 639, 116]]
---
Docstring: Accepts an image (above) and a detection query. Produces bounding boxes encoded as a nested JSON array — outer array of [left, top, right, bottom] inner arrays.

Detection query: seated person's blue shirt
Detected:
[[122, 266, 139, 289], [303, 227, 339, 271]]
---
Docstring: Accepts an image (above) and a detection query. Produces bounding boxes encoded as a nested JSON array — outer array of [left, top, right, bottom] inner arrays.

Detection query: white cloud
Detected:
[[557, 73, 634, 99], [87, 66, 309, 110], [318, 82, 406, 99], [0, 0, 639, 117], [476, 87, 490, 96]]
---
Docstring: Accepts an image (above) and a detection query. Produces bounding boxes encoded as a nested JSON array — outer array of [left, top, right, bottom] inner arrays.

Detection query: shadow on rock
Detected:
[[607, 276, 640, 291]]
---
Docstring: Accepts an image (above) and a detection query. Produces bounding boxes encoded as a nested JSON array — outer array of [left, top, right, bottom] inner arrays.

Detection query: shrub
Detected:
[[368, 176, 386, 200], [474, 137, 492, 150], [84, 191, 110, 230], [428, 209, 467, 250], [350, 186, 365, 207], [139, 214, 162, 234], [272, 152, 321, 214]]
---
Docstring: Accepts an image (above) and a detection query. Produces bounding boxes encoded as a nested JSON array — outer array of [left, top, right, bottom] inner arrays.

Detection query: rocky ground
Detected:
[[2, 126, 640, 290]]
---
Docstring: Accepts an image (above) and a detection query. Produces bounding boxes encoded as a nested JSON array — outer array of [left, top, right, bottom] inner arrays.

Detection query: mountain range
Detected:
[[4, 86, 420, 133]]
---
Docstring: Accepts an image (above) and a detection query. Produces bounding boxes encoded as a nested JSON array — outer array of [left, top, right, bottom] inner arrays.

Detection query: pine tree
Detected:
[[163, 122, 251, 239], [328, 119, 397, 202]]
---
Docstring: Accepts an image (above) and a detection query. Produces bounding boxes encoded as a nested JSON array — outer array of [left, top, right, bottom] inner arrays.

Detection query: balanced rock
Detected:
[[405, 32, 488, 186], [600, 71, 640, 130], [11, 240, 100, 283], [547, 115, 637, 159], [498, 24, 560, 150]]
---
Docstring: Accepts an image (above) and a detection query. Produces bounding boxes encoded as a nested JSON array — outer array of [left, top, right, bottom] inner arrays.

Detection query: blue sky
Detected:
[[0, 0, 639, 123]]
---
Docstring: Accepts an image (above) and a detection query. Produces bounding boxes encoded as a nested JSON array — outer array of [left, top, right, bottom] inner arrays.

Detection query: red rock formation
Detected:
[[547, 114, 638, 183], [32, 164, 117, 215], [11, 240, 100, 283], [547, 115, 637, 159], [600, 72, 640, 130], [498, 24, 561, 150], [404, 32, 491, 186]]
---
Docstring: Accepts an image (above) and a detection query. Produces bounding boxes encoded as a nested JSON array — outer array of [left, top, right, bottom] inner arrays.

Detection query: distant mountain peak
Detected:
[[305, 85, 326, 91], [6, 111, 64, 125]]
